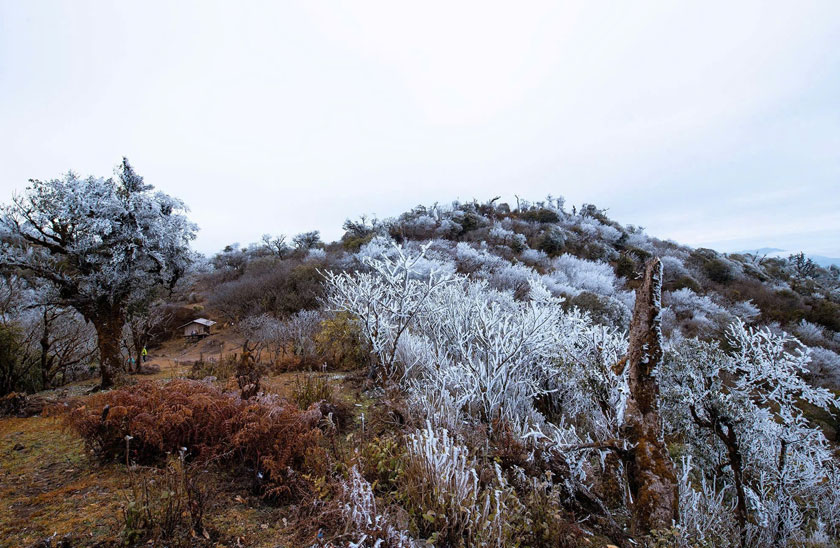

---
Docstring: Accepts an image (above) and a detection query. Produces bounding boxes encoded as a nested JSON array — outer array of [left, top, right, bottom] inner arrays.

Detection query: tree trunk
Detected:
[[702, 413, 748, 546], [620, 258, 678, 534], [92, 306, 124, 389], [39, 309, 52, 390], [691, 405, 749, 547]]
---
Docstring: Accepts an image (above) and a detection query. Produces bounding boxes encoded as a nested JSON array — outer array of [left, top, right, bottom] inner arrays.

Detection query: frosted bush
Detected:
[[537, 314, 629, 452], [677, 457, 738, 546], [660, 255, 690, 281], [664, 288, 733, 335], [340, 466, 412, 548], [306, 248, 326, 260], [807, 346, 840, 387], [793, 319, 826, 345], [488, 262, 536, 292], [519, 248, 548, 266], [488, 222, 516, 245], [402, 422, 515, 547], [409, 279, 568, 427], [324, 243, 457, 379], [660, 321, 840, 545], [411, 214, 437, 232], [357, 235, 399, 262], [546, 253, 618, 297], [624, 230, 654, 253], [406, 380, 465, 434], [577, 218, 622, 244], [435, 218, 461, 237], [729, 299, 761, 323]]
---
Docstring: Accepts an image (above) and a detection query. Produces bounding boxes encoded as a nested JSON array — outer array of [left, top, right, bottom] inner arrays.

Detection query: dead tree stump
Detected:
[[620, 257, 678, 534]]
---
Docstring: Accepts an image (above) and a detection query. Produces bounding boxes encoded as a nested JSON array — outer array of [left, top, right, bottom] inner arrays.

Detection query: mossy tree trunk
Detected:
[[620, 258, 678, 534], [91, 304, 125, 390]]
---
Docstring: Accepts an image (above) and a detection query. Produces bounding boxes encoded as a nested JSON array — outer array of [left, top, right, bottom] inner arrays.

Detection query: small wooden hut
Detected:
[[181, 318, 216, 340]]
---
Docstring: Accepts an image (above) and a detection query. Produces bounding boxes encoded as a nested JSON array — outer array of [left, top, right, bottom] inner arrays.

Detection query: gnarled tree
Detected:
[[0, 159, 196, 388]]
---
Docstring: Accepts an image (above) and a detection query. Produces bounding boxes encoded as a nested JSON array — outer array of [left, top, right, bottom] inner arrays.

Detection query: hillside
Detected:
[[2, 196, 839, 547]]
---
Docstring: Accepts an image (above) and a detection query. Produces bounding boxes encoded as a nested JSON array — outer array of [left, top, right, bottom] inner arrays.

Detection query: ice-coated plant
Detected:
[[323, 243, 456, 380], [660, 320, 840, 545], [340, 466, 411, 548], [0, 160, 196, 387], [402, 422, 515, 547]]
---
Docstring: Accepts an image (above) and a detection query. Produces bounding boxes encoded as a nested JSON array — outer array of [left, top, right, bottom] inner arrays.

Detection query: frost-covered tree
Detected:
[[661, 321, 840, 545], [0, 159, 197, 388]]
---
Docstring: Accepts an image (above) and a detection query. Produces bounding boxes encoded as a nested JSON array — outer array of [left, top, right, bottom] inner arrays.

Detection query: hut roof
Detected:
[[180, 318, 217, 328]]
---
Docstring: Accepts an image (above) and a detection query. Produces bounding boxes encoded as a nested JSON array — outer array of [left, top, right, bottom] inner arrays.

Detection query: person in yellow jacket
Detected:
[[141, 346, 148, 363]]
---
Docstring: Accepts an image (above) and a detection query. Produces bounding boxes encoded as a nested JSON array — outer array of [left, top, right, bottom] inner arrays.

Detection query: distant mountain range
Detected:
[[739, 248, 840, 268]]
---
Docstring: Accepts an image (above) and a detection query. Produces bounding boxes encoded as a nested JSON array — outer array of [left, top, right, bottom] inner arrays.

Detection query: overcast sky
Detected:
[[1, 1, 838, 256]]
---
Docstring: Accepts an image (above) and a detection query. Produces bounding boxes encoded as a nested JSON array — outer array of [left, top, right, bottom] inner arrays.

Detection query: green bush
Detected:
[[315, 312, 370, 370], [521, 208, 560, 224], [702, 258, 733, 284], [537, 228, 565, 256]]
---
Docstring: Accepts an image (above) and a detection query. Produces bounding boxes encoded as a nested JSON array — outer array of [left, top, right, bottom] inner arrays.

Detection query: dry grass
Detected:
[[0, 416, 127, 546], [0, 369, 370, 547]]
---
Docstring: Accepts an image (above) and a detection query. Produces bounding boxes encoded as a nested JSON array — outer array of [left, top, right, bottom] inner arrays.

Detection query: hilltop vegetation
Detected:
[[2, 166, 840, 547]]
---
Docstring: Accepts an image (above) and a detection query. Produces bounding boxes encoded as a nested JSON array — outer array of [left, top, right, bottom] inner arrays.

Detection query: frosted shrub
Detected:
[[488, 261, 535, 292], [282, 309, 323, 362], [793, 319, 826, 345], [624, 229, 654, 253], [549, 319, 629, 441], [323, 244, 456, 379], [357, 235, 399, 262], [435, 218, 461, 238], [660, 255, 690, 281], [578, 217, 622, 244], [453, 242, 503, 273], [411, 279, 567, 427], [406, 380, 465, 433], [306, 248, 326, 260], [664, 288, 733, 336], [402, 422, 515, 547], [451, 242, 538, 292], [340, 466, 411, 548], [519, 248, 548, 266], [409, 214, 437, 232], [237, 313, 283, 362], [807, 346, 840, 387], [544, 253, 618, 298], [660, 321, 840, 545], [677, 457, 739, 547], [487, 222, 520, 248], [729, 299, 761, 323]]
